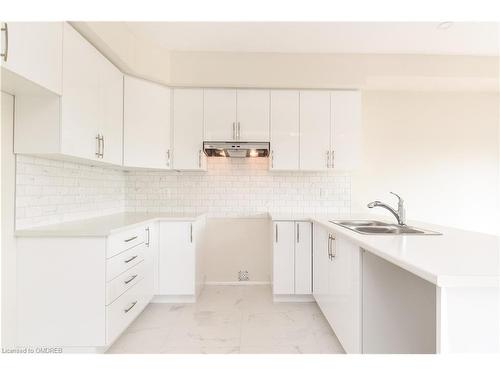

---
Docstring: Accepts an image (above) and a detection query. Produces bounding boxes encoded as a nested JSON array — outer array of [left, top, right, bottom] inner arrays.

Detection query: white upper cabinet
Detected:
[[1, 22, 63, 95], [204, 88, 237, 141], [270, 90, 300, 170], [236, 89, 270, 141], [123, 76, 171, 169], [299, 90, 331, 171], [172, 88, 206, 171], [60, 23, 123, 165], [97, 51, 123, 166], [13, 23, 123, 166], [60, 23, 104, 162], [204, 88, 270, 141], [331, 91, 362, 170]]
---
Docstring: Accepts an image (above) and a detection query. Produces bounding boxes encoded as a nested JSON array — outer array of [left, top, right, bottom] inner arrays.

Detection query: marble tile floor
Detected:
[[107, 285, 345, 354]]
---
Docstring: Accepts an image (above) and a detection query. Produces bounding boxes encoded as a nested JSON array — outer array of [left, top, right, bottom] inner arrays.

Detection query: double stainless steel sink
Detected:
[[330, 220, 442, 235]]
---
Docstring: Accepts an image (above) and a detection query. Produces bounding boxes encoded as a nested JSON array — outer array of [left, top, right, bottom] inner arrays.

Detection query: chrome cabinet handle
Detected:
[[232, 122, 236, 140], [190, 223, 193, 243], [1, 23, 8, 62], [166, 149, 171, 167], [124, 274, 138, 284], [330, 150, 334, 168], [326, 151, 330, 168], [124, 301, 137, 313], [198, 150, 202, 168], [145, 228, 150, 247], [296, 223, 300, 243], [275, 223, 278, 243], [101, 135, 105, 158], [95, 134, 101, 158], [124, 235, 138, 243], [331, 235, 336, 259], [237, 122, 241, 139], [124, 255, 138, 263], [271, 150, 274, 168]]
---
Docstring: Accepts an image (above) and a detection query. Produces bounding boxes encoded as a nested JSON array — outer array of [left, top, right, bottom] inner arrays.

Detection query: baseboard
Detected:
[[152, 295, 196, 303], [204, 281, 271, 286], [273, 294, 315, 303]]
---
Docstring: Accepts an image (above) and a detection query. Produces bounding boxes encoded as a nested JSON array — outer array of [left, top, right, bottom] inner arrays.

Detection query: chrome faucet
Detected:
[[367, 192, 406, 226]]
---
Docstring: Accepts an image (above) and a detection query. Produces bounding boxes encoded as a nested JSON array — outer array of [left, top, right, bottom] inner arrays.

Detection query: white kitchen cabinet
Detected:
[[123, 76, 171, 169], [328, 234, 362, 354], [13, 22, 124, 166], [1, 22, 63, 95], [312, 223, 362, 353], [204, 88, 270, 142], [172, 88, 206, 170], [158, 221, 196, 296], [236, 89, 270, 141], [204, 88, 237, 141], [273, 221, 295, 294], [313, 223, 330, 309], [61, 23, 123, 165], [270, 90, 300, 170], [330, 91, 362, 170], [145, 222, 160, 295], [273, 221, 312, 296], [295, 221, 312, 294], [299, 90, 331, 171], [16, 222, 154, 349]]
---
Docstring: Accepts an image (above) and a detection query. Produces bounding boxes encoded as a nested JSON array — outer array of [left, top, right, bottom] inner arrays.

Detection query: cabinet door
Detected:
[[328, 234, 362, 353], [99, 57, 123, 165], [331, 91, 361, 170], [1, 22, 63, 94], [299, 91, 331, 171], [295, 221, 312, 294], [60, 23, 102, 161], [272, 221, 295, 295], [123, 76, 171, 169], [204, 88, 237, 141], [270, 90, 299, 170], [313, 223, 329, 309], [158, 222, 195, 295], [172, 88, 205, 170], [145, 222, 160, 295], [236, 89, 270, 141]]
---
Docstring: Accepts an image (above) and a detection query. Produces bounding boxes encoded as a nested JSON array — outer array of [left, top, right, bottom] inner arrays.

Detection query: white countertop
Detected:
[[311, 215, 500, 288], [15, 212, 205, 237], [15, 211, 500, 288]]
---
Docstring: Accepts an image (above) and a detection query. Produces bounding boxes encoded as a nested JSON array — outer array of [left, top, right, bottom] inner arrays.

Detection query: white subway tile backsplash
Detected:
[[16, 156, 351, 228], [15, 156, 126, 229]]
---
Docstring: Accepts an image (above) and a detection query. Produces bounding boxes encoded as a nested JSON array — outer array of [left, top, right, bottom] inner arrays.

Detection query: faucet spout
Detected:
[[367, 193, 406, 225]]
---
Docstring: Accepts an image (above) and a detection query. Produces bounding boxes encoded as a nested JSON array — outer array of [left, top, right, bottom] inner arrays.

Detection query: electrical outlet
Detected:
[[238, 270, 249, 281]]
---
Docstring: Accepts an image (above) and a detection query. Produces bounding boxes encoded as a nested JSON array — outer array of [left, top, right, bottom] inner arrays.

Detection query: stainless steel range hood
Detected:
[[203, 141, 270, 158]]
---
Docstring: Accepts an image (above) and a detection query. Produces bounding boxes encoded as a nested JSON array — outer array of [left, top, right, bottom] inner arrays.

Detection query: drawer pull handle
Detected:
[[124, 236, 138, 243], [124, 301, 137, 313], [124, 274, 138, 284], [124, 255, 138, 263]]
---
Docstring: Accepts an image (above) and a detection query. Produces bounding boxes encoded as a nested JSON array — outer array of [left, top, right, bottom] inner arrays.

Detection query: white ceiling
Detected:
[[123, 22, 499, 56]]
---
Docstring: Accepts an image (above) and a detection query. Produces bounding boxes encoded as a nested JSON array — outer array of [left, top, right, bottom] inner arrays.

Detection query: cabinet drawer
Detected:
[[106, 260, 146, 305], [106, 275, 152, 345], [106, 243, 145, 282], [107, 226, 146, 259]]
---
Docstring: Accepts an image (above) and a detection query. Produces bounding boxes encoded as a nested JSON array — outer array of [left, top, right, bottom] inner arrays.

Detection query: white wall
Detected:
[[353, 91, 499, 234]]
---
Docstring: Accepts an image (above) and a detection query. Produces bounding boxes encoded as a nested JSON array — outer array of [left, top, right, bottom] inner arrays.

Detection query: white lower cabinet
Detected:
[[158, 220, 204, 299], [272, 221, 312, 296], [15, 223, 155, 349], [312, 223, 362, 353]]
